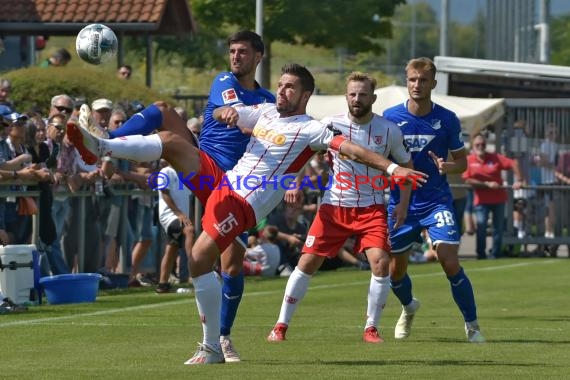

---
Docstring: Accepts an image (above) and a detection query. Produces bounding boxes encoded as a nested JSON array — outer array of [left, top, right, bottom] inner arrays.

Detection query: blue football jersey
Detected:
[[200, 72, 275, 171], [384, 101, 465, 213]]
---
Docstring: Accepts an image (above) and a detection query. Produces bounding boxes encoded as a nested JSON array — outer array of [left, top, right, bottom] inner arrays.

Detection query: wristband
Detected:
[[386, 163, 399, 176]]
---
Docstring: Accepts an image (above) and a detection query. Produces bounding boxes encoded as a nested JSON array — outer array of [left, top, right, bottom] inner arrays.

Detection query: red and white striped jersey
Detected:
[[320, 112, 410, 207], [226, 103, 340, 221]]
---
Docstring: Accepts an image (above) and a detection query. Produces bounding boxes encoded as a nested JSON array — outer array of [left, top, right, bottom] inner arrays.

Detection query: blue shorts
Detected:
[[388, 202, 460, 254]]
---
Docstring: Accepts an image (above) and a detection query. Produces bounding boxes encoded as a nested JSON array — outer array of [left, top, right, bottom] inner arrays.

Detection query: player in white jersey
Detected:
[[267, 72, 415, 344], [67, 64, 426, 365]]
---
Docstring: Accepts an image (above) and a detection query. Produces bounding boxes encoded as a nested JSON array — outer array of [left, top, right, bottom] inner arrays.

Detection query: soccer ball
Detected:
[[76, 24, 118, 65]]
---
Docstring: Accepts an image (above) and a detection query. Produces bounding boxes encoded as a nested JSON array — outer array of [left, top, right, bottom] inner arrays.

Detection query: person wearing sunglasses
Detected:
[[463, 133, 524, 260], [48, 94, 75, 122]]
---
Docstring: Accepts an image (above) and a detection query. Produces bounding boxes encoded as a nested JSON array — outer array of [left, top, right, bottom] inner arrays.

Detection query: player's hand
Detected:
[[391, 203, 408, 230], [219, 107, 240, 127], [392, 166, 428, 187], [428, 151, 451, 175]]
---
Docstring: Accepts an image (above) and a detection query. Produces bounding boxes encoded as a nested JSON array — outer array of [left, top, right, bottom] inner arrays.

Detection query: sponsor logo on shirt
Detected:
[[252, 125, 287, 145], [222, 88, 238, 104], [396, 121, 408, 127], [219, 75, 230, 82], [403, 134, 436, 152]]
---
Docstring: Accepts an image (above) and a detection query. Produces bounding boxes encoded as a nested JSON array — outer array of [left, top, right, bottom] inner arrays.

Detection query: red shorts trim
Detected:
[[303, 204, 390, 257]]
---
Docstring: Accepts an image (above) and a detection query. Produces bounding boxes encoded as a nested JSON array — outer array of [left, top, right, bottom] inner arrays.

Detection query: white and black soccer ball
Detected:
[[76, 24, 118, 65]]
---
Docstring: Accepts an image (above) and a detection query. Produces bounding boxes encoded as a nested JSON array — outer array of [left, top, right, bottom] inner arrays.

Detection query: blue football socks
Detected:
[[448, 267, 477, 322], [108, 104, 163, 138], [220, 272, 244, 336], [390, 272, 414, 307]]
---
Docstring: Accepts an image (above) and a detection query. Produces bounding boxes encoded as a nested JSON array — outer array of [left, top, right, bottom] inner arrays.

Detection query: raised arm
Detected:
[[337, 139, 427, 184]]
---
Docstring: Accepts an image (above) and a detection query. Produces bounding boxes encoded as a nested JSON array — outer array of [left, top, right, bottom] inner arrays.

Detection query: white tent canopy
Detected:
[[307, 85, 505, 133]]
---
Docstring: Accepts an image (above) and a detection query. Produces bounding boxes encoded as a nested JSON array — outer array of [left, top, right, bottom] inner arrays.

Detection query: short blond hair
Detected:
[[346, 71, 377, 92], [405, 57, 437, 78]]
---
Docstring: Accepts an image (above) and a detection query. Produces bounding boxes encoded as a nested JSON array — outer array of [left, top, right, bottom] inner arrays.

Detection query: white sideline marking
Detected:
[[0, 260, 558, 328]]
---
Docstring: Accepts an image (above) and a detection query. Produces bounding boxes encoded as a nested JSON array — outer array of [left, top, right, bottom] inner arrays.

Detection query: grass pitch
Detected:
[[1, 258, 568, 379]]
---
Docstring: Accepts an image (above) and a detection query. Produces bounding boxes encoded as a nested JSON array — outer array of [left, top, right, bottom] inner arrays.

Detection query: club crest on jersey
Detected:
[[374, 136, 383, 145], [222, 88, 238, 104], [431, 119, 442, 130], [404, 134, 436, 152]]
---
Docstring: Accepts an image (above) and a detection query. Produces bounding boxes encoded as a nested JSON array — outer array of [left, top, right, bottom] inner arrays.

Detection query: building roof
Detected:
[[0, 0, 196, 36]]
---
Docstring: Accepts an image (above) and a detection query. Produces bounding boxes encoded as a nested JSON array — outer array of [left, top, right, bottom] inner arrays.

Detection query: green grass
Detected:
[[1, 259, 569, 379]]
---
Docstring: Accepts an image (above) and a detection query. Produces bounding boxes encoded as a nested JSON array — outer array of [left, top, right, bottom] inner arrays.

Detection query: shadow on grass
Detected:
[[428, 337, 570, 344], [258, 359, 548, 367], [323, 359, 548, 367]]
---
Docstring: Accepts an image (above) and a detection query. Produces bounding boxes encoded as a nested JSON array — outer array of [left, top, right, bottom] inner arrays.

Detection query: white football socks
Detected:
[[277, 267, 311, 325], [100, 134, 163, 162], [192, 271, 222, 351], [365, 275, 390, 329]]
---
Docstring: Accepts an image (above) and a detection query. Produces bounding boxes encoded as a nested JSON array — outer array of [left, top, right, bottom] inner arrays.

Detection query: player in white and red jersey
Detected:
[[67, 64, 426, 365], [267, 72, 415, 344]]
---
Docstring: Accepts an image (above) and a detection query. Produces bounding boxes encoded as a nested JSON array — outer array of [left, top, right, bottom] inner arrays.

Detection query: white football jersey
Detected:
[[226, 103, 337, 221], [320, 113, 410, 207]]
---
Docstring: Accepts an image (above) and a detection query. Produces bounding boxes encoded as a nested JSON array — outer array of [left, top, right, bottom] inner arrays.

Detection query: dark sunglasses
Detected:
[[54, 105, 73, 113], [473, 143, 486, 147], [49, 123, 66, 131]]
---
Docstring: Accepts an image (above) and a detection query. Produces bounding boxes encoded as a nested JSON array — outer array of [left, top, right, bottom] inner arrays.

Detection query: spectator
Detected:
[[511, 120, 532, 239], [99, 109, 129, 273], [39, 48, 71, 67], [72, 96, 87, 119], [90, 98, 113, 132], [267, 202, 309, 271], [534, 124, 559, 238], [155, 162, 194, 293], [37, 114, 71, 275], [0, 78, 13, 108], [463, 133, 524, 259], [117, 65, 132, 80], [242, 226, 281, 277], [48, 94, 75, 121]]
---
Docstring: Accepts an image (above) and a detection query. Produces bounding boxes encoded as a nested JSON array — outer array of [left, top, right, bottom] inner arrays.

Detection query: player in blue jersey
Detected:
[[99, 31, 276, 361], [197, 30, 275, 362], [383, 57, 485, 343]]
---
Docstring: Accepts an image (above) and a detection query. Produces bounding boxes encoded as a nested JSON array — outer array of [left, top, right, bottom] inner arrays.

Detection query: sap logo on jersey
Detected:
[[404, 134, 436, 152]]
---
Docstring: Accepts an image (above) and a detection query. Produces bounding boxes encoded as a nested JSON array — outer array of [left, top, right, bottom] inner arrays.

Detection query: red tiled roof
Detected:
[[0, 0, 196, 36]]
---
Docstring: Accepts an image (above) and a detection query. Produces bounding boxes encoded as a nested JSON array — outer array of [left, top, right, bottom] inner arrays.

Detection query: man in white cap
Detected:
[[91, 98, 113, 132]]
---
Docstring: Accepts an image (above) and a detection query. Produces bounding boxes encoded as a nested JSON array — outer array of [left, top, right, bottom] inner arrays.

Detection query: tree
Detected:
[[190, 0, 404, 86], [550, 14, 570, 66]]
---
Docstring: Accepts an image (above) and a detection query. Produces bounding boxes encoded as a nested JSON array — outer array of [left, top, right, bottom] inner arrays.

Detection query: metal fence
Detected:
[[493, 98, 570, 252]]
